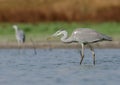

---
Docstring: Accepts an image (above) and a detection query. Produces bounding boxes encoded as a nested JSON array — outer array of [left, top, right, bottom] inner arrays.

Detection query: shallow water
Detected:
[[0, 48, 120, 85]]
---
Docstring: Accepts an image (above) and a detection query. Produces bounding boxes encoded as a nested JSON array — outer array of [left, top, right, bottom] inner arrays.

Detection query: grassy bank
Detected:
[[0, 22, 119, 43]]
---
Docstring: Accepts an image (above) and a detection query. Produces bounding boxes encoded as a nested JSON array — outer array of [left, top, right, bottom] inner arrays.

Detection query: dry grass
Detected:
[[0, 0, 120, 22]]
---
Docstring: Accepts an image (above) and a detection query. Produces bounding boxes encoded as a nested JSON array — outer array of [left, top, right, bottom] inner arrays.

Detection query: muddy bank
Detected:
[[0, 41, 120, 49]]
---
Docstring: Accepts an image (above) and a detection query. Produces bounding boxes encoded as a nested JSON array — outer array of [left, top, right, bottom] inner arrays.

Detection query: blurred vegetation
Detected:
[[0, 0, 120, 22], [0, 0, 119, 43], [0, 22, 119, 42]]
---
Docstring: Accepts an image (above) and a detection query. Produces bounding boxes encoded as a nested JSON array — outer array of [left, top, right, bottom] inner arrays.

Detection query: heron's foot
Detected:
[[80, 57, 84, 65], [93, 61, 95, 65], [80, 62, 82, 65]]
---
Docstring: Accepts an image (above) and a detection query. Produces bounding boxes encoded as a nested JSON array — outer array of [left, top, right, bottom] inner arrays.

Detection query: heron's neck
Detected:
[[61, 31, 72, 43], [14, 27, 19, 33]]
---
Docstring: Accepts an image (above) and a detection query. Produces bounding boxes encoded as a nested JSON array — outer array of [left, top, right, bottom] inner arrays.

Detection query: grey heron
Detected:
[[52, 28, 112, 65], [13, 25, 37, 54], [13, 25, 25, 45]]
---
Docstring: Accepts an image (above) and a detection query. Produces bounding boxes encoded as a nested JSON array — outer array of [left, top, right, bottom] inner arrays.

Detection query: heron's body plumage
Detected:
[[71, 28, 112, 44], [52, 28, 112, 65]]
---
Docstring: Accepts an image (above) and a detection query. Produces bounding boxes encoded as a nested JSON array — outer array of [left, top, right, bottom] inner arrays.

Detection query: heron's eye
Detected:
[[56, 31, 61, 34]]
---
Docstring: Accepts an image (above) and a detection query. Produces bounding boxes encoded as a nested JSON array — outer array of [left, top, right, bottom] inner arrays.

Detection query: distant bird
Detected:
[[13, 25, 37, 54], [52, 28, 112, 65], [13, 25, 25, 45]]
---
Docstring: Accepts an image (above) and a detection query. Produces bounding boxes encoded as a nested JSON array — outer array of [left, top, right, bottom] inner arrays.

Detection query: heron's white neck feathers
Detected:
[[13, 26, 19, 33], [59, 31, 73, 43], [60, 31, 67, 40]]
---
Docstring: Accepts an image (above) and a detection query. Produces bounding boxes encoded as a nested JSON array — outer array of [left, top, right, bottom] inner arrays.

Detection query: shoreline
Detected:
[[0, 41, 120, 49]]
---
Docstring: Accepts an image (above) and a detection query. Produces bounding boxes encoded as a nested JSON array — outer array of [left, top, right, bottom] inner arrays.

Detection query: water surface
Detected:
[[0, 48, 120, 85]]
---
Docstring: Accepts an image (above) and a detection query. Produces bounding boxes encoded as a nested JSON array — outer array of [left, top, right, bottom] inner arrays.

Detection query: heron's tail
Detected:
[[103, 34, 112, 41]]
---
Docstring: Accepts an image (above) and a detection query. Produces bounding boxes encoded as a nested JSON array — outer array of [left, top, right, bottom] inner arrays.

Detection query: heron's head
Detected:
[[52, 29, 65, 37], [13, 25, 18, 30], [47, 29, 65, 40]]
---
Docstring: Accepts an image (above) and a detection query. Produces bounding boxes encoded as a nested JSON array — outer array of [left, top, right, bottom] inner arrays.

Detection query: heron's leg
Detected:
[[17, 42, 21, 54], [78, 43, 82, 57], [30, 38, 37, 55], [88, 44, 95, 65], [22, 42, 26, 54], [17, 41, 20, 48], [79, 49, 82, 57], [80, 43, 84, 65]]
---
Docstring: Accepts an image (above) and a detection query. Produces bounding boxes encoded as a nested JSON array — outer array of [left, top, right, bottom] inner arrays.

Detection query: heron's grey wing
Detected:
[[72, 28, 110, 43], [98, 33, 112, 41], [17, 30, 25, 42], [22, 31, 25, 42]]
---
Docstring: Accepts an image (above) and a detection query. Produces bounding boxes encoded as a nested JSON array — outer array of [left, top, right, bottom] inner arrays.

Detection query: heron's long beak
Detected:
[[46, 33, 58, 41], [46, 36, 55, 41], [47, 37, 52, 41]]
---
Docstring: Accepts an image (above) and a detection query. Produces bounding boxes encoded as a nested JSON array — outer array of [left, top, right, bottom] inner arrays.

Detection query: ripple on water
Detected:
[[0, 48, 120, 85]]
